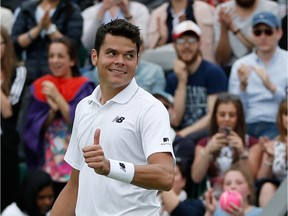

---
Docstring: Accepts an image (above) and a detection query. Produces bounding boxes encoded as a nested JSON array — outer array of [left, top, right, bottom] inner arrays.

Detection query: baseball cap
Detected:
[[252, 12, 280, 28], [172, 20, 201, 40]]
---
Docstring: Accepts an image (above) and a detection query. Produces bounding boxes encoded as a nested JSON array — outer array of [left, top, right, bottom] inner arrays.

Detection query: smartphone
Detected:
[[219, 127, 231, 136]]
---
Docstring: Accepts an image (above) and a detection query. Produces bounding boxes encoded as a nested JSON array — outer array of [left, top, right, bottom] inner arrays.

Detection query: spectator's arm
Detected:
[[177, 94, 217, 137]]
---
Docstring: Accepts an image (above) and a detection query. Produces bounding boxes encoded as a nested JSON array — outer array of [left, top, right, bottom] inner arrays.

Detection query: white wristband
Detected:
[[107, 159, 135, 184]]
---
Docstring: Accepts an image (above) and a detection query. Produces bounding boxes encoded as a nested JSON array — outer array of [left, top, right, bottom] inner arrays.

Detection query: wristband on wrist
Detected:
[[107, 159, 135, 184], [27, 31, 34, 41]]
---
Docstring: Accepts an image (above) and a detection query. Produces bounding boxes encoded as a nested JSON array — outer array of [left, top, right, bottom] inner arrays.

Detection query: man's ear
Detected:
[[91, 49, 98, 66]]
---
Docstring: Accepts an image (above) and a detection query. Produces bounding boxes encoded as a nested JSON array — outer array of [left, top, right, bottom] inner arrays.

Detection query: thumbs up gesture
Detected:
[[82, 128, 110, 175]]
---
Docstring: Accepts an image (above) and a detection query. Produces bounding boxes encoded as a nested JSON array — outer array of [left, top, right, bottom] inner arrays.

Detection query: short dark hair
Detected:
[[94, 19, 141, 55]]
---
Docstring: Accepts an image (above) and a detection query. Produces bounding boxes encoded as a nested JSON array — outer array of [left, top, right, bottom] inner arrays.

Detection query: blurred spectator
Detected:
[[0, 26, 27, 211], [11, 0, 83, 85], [158, 159, 206, 216], [166, 20, 227, 139], [148, 0, 216, 63], [228, 11, 287, 139], [81, 0, 150, 57], [204, 163, 263, 216], [132, 0, 165, 12], [2, 170, 55, 216], [192, 93, 261, 199], [214, 0, 280, 76], [256, 98, 287, 207], [23, 37, 95, 198], [0, 6, 14, 34], [83, 38, 166, 93]]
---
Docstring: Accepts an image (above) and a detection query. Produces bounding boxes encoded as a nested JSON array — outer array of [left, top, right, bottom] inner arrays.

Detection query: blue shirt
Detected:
[[228, 47, 287, 123], [166, 60, 227, 129], [214, 205, 262, 216]]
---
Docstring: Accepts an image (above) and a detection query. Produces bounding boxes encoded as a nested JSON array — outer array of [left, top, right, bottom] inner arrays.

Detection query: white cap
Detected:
[[172, 20, 201, 40]]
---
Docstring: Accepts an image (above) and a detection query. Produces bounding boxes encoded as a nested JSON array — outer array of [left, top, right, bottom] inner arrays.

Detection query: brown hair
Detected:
[[277, 99, 287, 142], [0, 25, 17, 95], [223, 162, 256, 205], [210, 93, 246, 143]]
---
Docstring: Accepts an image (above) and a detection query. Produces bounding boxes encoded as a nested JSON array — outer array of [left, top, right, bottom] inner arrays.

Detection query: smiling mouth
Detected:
[[109, 69, 127, 74]]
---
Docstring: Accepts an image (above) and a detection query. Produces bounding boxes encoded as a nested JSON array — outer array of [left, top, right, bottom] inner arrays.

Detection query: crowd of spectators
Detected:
[[0, 0, 287, 215]]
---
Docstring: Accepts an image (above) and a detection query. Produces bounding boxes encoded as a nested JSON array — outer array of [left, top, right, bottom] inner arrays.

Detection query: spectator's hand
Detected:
[[173, 59, 188, 84], [225, 199, 245, 216], [42, 80, 60, 102], [83, 128, 110, 176], [205, 132, 228, 154], [218, 6, 235, 30], [204, 188, 217, 216], [262, 138, 275, 160], [39, 5, 52, 30], [238, 64, 252, 90], [227, 131, 244, 155], [253, 66, 275, 92], [46, 97, 59, 111], [118, 0, 130, 17]]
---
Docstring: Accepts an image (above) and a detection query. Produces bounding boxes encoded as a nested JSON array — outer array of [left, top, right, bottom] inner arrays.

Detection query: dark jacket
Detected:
[[11, 0, 83, 84]]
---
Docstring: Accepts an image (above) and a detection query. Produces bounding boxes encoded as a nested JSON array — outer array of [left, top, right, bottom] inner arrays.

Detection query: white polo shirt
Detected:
[[65, 78, 174, 216]]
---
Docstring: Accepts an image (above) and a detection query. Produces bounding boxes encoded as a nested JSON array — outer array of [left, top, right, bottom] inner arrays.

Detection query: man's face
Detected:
[[91, 34, 138, 91], [173, 35, 200, 65], [252, 24, 282, 53], [235, 0, 256, 8]]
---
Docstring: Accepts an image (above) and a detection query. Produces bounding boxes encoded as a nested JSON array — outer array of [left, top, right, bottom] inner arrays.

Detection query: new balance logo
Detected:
[[163, 137, 169, 142], [112, 116, 125, 123], [119, 162, 126, 173]]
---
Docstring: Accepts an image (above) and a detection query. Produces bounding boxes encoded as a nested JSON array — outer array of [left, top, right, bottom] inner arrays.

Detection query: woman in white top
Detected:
[[256, 99, 288, 207]]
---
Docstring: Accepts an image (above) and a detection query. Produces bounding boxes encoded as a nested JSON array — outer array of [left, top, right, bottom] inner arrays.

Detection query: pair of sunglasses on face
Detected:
[[253, 28, 274, 37]]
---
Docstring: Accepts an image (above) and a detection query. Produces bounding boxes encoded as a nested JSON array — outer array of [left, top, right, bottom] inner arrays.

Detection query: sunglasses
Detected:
[[175, 37, 198, 44], [253, 29, 274, 37]]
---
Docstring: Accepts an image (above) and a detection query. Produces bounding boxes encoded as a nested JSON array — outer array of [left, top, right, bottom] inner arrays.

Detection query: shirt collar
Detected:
[[87, 78, 139, 105]]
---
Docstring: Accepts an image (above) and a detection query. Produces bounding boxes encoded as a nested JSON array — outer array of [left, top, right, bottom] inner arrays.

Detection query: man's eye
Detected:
[[126, 54, 133, 59], [107, 52, 116, 56]]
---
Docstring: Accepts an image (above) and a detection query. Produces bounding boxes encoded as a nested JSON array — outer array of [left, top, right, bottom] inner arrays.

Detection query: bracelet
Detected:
[[107, 159, 135, 184], [233, 29, 240, 35], [200, 149, 213, 161], [27, 31, 34, 41], [125, 15, 133, 20], [263, 159, 273, 167]]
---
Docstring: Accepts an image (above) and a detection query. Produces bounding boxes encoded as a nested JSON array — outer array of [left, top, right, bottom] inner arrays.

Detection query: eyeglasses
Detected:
[[175, 37, 198, 45], [253, 29, 274, 37]]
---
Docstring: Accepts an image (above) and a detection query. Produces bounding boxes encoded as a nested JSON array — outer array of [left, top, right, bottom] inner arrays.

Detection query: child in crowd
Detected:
[[204, 163, 262, 216], [256, 98, 288, 207], [2, 170, 55, 216]]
